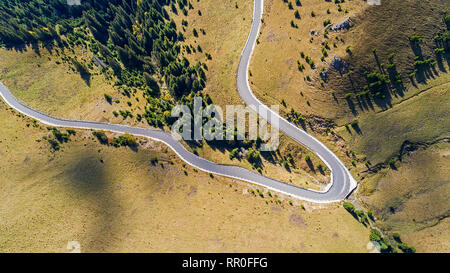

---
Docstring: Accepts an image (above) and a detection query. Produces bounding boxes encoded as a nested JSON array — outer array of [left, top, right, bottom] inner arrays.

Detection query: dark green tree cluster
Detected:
[[0, 0, 207, 99], [362, 70, 390, 99], [369, 229, 395, 253], [434, 30, 449, 52], [86, 0, 206, 98], [0, 0, 117, 47]]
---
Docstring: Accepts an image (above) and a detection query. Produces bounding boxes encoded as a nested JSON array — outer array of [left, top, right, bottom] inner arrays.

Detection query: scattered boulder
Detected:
[[320, 69, 328, 80], [331, 18, 352, 32], [331, 55, 348, 71]]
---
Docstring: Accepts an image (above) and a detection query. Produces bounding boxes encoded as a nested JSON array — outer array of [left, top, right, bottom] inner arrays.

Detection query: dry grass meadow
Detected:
[[0, 102, 370, 252], [0, 0, 370, 253], [1, 0, 448, 253]]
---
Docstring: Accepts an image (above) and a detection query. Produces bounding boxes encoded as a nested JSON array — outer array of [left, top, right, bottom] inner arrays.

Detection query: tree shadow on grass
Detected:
[[351, 122, 362, 135], [306, 159, 315, 173], [64, 152, 120, 252], [345, 97, 358, 116]]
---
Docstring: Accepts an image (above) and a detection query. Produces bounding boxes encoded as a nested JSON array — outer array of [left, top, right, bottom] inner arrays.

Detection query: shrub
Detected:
[[104, 93, 112, 103], [367, 210, 374, 220], [247, 148, 260, 164], [398, 242, 416, 253], [343, 202, 355, 214], [48, 139, 60, 151], [445, 14, 450, 27], [92, 131, 108, 144], [388, 158, 396, 167], [369, 228, 382, 242], [49, 127, 70, 143], [387, 53, 395, 62], [360, 214, 368, 224], [150, 156, 158, 165], [290, 20, 297, 28], [393, 233, 402, 242], [356, 210, 367, 223], [409, 35, 422, 44], [229, 148, 239, 160], [112, 133, 137, 147], [345, 45, 352, 54]]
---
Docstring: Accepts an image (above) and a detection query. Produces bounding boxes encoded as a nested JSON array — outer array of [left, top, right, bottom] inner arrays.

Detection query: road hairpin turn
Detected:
[[0, 0, 356, 203]]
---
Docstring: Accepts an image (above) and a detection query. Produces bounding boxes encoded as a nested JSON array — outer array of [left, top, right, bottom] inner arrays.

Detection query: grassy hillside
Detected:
[[0, 102, 370, 252], [250, 0, 450, 252], [327, 0, 449, 121], [337, 72, 450, 165], [0, 0, 368, 253], [250, 0, 367, 121], [359, 142, 449, 252], [0, 0, 447, 253], [0, 46, 116, 120]]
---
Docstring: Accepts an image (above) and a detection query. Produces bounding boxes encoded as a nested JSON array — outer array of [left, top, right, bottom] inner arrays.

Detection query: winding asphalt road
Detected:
[[0, 0, 356, 203]]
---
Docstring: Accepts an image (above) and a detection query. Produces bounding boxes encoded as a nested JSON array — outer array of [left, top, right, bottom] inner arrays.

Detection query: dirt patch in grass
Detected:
[[289, 213, 306, 228]]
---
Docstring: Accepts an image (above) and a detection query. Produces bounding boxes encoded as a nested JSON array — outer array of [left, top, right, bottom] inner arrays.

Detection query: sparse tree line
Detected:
[[343, 202, 416, 253], [92, 131, 137, 148]]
